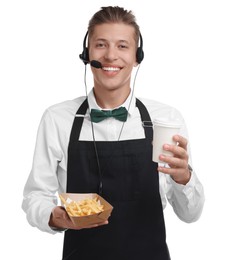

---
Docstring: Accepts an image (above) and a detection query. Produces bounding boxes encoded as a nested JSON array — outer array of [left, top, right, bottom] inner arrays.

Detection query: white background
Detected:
[[1, 0, 225, 259]]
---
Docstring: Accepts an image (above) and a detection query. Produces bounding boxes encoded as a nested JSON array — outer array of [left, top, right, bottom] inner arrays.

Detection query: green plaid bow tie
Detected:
[[90, 107, 128, 123]]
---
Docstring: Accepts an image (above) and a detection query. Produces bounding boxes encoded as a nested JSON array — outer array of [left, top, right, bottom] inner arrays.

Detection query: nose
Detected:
[[104, 46, 118, 61]]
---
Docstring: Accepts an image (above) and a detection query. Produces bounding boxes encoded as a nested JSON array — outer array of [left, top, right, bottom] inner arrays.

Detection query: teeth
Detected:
[[102, 67, 120, 71]]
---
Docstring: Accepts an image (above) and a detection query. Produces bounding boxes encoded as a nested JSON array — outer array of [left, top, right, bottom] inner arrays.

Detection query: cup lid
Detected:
[[153, 117, 182, 128]]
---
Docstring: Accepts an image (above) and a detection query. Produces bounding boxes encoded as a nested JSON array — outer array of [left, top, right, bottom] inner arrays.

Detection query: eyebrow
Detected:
[[118, 40, 129, 44], [94, 38, 130, 44]]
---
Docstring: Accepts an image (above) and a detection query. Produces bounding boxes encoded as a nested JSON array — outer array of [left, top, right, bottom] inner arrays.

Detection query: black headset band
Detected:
[[83, 31, 89, 50]]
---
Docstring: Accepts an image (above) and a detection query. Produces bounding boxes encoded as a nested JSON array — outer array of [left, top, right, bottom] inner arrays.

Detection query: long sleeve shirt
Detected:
[[22, 89, 205, 234]]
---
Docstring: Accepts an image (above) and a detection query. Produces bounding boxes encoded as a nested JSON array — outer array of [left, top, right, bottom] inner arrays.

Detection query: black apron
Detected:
[[62, 98, 170, 260]]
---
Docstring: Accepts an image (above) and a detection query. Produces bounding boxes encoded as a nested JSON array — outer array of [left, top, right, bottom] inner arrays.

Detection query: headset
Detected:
[[79, 31, 144, 65]]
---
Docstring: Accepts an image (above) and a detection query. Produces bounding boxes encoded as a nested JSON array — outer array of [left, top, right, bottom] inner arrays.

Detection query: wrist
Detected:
[[173, 165, 192, 185], [48, 206, 68, 230]]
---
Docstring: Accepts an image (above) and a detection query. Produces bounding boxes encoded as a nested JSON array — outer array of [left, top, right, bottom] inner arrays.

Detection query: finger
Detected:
[[158, 164, 191, 184], [173, 135, 188, 150], [163, 144, 188, 160], [158, 165, 181, 176], [159, 155, 187, 169]]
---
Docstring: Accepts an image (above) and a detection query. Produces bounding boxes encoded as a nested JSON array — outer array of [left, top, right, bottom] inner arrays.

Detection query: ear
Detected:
[[133, 62, 139, 67]]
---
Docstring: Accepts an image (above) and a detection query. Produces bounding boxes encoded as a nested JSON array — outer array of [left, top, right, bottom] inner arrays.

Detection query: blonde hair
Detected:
[[88, 6, 140, 45]]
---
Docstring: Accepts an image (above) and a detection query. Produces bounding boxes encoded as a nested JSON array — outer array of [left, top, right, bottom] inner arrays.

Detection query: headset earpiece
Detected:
[[136, 33, 144, 64], [79, 31, 89, 65], [79, 47, 89, 65]]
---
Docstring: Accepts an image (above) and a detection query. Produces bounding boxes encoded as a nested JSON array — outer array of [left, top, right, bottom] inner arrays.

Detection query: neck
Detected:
[[93, 87, 131, 109]]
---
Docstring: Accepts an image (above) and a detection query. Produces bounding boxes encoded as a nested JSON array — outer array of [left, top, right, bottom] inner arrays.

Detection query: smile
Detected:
[[102, 67, 121, 71]]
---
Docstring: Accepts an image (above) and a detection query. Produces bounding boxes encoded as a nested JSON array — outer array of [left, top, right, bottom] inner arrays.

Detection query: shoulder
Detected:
[[39, 96, 86, 128], [137, 97, 185, 123], [43, 96, 86, 118], [47, 96, 86, 114]]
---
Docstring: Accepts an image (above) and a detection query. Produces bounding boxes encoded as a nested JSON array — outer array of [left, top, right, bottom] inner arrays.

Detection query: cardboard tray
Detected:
[[59, 193, 113, 227]]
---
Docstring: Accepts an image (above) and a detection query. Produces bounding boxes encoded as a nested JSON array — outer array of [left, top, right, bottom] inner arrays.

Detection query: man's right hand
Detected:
[[48, 206, 108, 230]]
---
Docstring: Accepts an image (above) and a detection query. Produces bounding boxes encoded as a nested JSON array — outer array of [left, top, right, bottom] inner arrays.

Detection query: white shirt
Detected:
[[22, 89, 205, 234]]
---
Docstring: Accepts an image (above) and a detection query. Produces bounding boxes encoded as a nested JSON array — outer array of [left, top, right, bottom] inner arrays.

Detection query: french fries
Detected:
[[59, 195, 104, 217]]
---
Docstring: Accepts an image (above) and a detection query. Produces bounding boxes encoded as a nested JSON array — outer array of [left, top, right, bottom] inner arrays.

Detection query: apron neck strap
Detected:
[[69, 98, 88, 143], [135, 98, 153, 140], [69, 98, 153, 143]]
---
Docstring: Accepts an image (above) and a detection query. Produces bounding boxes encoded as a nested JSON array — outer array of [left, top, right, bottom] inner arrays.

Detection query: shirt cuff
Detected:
[[170, 168, 203, 206]]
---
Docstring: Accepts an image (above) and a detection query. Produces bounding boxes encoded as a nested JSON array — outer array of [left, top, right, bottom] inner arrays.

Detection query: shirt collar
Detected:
[[87, 88, 136, 116]]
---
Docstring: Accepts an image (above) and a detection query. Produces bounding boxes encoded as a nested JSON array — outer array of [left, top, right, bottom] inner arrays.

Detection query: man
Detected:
[[22, 6, 204, 260]]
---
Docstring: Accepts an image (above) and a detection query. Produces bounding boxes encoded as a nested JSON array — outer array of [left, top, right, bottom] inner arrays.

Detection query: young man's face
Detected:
[[88, 23, 138, 92]]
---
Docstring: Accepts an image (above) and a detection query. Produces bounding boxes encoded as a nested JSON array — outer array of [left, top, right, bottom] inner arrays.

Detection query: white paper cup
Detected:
[[152, 118, 182, 163]]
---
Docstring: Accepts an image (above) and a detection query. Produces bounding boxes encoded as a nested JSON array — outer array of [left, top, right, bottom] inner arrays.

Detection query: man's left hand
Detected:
[[157, 135, 191, 185]]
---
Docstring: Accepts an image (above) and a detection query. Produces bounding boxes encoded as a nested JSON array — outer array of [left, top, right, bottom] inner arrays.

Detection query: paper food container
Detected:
[[59, 193, 113, 227]]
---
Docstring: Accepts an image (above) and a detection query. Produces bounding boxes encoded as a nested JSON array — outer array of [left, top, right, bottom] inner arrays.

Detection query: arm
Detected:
[[22, 109, 108, 233], [22, 109, 62, 234], [158, 135, 205, 222]]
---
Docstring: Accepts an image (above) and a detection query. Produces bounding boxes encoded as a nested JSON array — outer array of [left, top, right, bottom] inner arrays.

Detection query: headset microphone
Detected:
[[90, 60, 102, 69]]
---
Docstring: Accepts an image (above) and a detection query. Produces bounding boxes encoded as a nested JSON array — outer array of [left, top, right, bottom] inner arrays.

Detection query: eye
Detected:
[[118, 44, 128, 49], [96, 42, 106, 48]]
